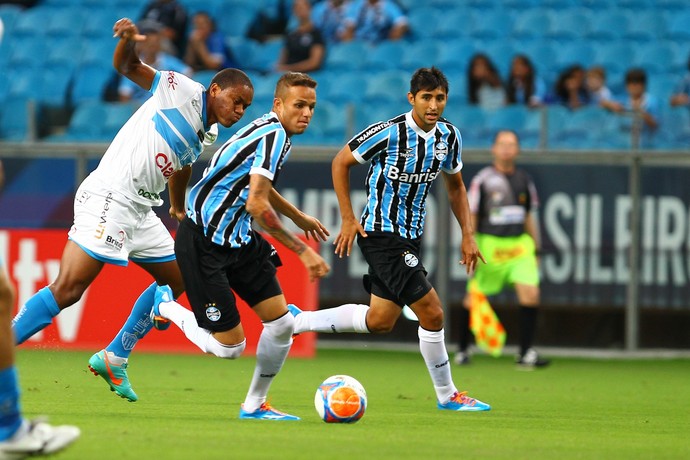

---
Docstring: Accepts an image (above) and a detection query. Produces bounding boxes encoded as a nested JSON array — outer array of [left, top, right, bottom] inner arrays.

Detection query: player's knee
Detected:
[[50, 282, 87, 308], [365, 316, 395, 334], [264, 311, 295, 340], [207, 336, 246, 359], [415, 305, 444, 331]]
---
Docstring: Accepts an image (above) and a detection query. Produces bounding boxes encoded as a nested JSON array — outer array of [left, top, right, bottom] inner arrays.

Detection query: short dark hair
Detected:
[[625, 68, 647, 85], [210, 68, 253, 91], [410, 67, 449, 96], [274, 72, 317, 99]]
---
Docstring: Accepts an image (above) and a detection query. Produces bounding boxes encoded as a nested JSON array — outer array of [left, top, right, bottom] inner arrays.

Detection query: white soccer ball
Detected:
[[314, 375, 367, 423]]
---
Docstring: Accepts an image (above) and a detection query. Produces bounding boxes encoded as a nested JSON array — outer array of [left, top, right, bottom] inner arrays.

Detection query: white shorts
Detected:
[[69, 176, 175, 266]]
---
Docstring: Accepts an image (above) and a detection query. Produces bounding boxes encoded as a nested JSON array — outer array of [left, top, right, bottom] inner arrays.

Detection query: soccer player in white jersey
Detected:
[[151, 72, 331, 420], [289, 67, 491, 412], [11, 18, 254, 402]]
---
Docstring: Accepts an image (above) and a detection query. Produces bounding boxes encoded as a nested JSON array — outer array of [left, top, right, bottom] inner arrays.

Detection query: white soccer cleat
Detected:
[[0, 418, 80, 459]]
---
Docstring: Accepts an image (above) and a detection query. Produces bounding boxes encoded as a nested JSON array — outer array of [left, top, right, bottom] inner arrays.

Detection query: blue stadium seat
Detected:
[[484, 41, 515, 78], [51, 101, 109, 142], [80, 37, 117, 67], [545, 9, 592, 42], [436, 39, 476, 75], [399, 42, 440, 72], [38, 64, 75, 107], [433, 7, 473, 40], [46, 8, 82, 38], [216, 8, 255, 39], [666, 11, 690, 42], [593, 41, 636, 75], [407, 7, 444, 40], [301, 100, 347, 146], [0, 4, 22, 35], [512, 9, 551, 41], [556, 41, 596, 69], [5, 66, 41, 100], [0, 96, 32, 141], [364, 70, 409, 104], [442, 105, 488, 147], [102, 102, 137, 139], [191, 70, 217, 89], [226, 37, 260, 71], [71, 63, 113, 105], [659, 106, 690, 148], [586, 10, 629, 41], [541, 0, 579, 8], [635, 43, 676, 75], [647, 73, 677, 106], [363, 41, 406, 71], [81, 9, 120, 38], [11, 6, 52, 38], [354, 100, 407, 130], [7, 35, 46, 68], [247, 39, 282, 74], [485, 105, 528, 134], [251, 74, 279, 101], [468, 9, 513, 40], [325, 73, 368, 105], [520, 41, 557, 78], [623, 10, 666, 43], [323, 40, 367, 72]]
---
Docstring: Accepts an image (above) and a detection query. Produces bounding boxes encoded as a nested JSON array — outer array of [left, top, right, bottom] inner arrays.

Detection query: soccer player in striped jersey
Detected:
[[289, 67, 491, 412], [456, 130, 549, 369], [152, 72, 330, 421], [10, 18, 254, 402]]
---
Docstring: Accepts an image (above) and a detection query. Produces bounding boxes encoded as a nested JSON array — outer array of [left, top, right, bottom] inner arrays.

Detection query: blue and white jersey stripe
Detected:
[[187, 112, 291, 247], [348, 110, 462, 239]]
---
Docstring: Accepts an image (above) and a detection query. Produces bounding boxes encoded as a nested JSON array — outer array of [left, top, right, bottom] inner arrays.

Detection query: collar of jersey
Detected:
[[406, 111, 436, 140], [202, 92, 209, 130]]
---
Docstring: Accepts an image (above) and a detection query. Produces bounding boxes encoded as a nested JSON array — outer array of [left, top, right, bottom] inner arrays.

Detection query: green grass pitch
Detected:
[[13, 348, 689, 460]]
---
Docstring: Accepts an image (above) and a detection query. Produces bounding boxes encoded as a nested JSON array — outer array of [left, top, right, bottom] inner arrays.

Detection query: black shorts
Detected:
[[175, 218, 283, 332], [357, 231, 432, 307]]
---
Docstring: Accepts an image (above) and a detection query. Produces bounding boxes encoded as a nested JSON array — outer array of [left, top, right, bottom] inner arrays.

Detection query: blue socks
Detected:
[[12, 287, 61, 345], [105, 282, 157, 358], [0, 367, 22, 441]]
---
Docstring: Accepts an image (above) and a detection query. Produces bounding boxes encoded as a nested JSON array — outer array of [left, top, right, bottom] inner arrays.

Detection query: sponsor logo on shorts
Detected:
[[105, 230, 125, 251], [205, 304, 221, 321], [138, 188, 161, 201], [434, 141, 448, 161], [156, 152, 175, 179], [94, 192, 114, 239], [403, 251, 419, 267]]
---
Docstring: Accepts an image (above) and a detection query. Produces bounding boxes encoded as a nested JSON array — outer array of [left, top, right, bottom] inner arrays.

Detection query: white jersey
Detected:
[[89, 70, 214, 207]]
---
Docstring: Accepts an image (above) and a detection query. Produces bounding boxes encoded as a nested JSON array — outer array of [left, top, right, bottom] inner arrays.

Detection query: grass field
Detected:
[[13, 347, 689, 460]]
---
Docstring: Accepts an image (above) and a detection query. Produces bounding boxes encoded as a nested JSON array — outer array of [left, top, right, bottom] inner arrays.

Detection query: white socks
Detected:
[[159, 301, 214, 353], [242, 313, 295, 412], [418, 327, 457, 404], [293, 303, 370, 334]]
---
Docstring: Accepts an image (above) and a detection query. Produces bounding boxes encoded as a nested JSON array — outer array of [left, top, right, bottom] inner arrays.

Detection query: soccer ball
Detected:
[[314, 375, 367, 423]]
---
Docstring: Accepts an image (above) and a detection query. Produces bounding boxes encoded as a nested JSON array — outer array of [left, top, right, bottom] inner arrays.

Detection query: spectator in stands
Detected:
[[670, 54, 690, 108], [275, 0, 325, 73], [467, 53, 506, 110], [552, 65, 589, 110], [140, 0, 188, 57], [119, 20, 192, 104], [601, 68, 659, 146], [506, 54, 545, 108], [312, 0, 351, 44], [184, 11, 237, 72], [341, 0, 408, 44], [586, 66, 612, 105]]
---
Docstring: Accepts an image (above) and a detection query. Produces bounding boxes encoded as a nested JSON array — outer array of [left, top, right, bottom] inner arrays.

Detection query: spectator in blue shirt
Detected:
[[184, 11, 237, 71], [312, 0, 351, 44], [118, 20, 193, 104], [670, 54, 690, 108], [341, 0, 408, 44]]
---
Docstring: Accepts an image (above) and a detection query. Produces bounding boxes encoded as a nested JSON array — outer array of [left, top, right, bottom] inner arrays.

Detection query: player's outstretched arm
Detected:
[[269, 189, 330, 241], [112, 18, 156, 91], [332, 145, 367, 258], [168, 165, 191, 221], [248, 175, 330, 281]]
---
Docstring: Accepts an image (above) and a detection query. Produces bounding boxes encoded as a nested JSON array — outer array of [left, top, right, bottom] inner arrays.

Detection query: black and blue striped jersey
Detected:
[[348, 110, 463, 239], [186, 112, 292, 248]]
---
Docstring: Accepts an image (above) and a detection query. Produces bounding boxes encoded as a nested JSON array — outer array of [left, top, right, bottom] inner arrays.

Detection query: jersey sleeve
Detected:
[[249, 128, 289, 182], [151, 71, 201, 108], [347, 121, 392, 164], [441, 125, 463, 174]]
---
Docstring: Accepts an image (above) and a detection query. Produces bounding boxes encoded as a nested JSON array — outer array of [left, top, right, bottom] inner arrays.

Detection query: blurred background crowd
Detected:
[[1, 0, 689, 150]]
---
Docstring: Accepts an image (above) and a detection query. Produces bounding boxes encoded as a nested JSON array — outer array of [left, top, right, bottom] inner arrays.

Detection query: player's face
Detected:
[[274, 85, 316, 136], [408, 87, 447, 132], [209, 83, 254, 128], [492, 131, 520, 162]]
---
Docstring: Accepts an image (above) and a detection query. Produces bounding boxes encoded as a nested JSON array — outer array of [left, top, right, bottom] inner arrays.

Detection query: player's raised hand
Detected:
[[113, 18, 146, 42], [334, 218, 367, 258], [299, 247, 331, 282], [293, 212, 330, 242]]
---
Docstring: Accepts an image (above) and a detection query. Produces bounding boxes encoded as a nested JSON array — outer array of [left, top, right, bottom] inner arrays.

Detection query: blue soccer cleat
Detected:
[[438, 391, 491, 412], [88, 350, 138, 402], [150, 285, 173, 331], [239, 403, 300, 421]]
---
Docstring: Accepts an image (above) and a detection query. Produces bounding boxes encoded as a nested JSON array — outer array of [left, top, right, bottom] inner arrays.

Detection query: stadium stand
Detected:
[[0, 0, 688, 151]]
